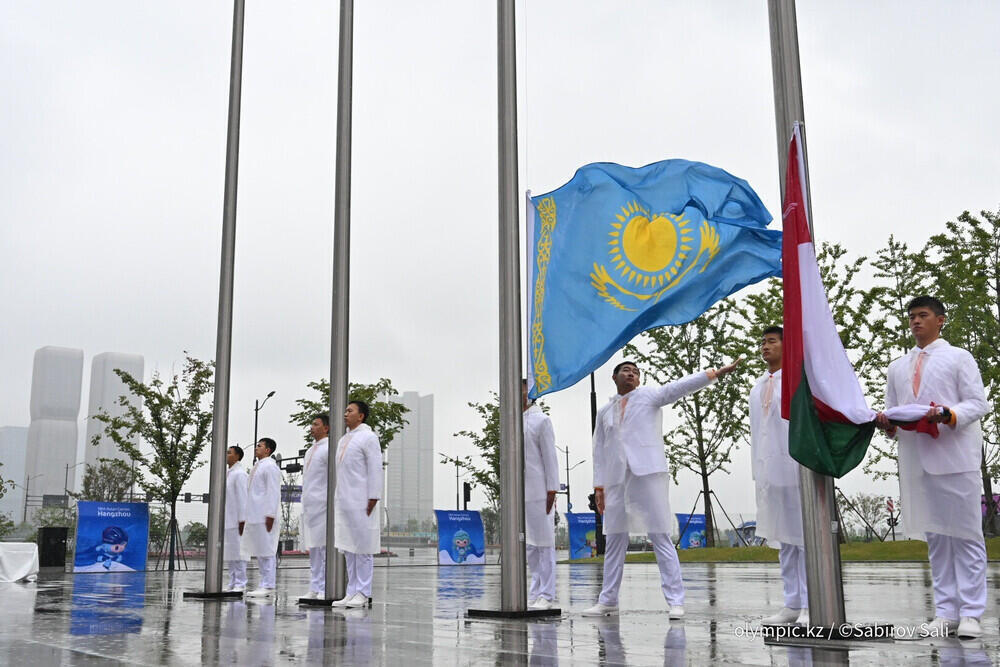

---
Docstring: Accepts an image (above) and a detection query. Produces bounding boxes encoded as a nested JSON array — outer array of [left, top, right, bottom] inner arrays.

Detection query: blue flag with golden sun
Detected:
[[527, 159, 781, 399]]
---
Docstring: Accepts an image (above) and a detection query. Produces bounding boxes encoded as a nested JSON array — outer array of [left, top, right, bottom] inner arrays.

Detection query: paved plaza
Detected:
[[3, 559, 999, 665]]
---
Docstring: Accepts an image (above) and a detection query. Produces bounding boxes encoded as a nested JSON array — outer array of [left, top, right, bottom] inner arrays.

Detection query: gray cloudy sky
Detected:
[[2, 1, 998, 527]]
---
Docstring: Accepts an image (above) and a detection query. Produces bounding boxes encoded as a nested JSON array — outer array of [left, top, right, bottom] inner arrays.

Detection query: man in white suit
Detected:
[[244, 437, 282, 597], [750, 326, 808, 626], [333, 400, 383, 608], [224, 445, 249, 592], [583, 358, 740, 618], [876, 296, 988, 639], [301, 414, 331, 599], [522, 379, 561, 610]]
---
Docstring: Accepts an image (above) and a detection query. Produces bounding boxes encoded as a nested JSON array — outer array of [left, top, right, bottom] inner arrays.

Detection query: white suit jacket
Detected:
[[523, 404, 560, 502], [334, 424, 383, 509], [302, 437, 329, 513], [246, 456, 281, 524], [225, 464, 248, 530], [749, 370, 800, 487], [886, 338, 987, 475], [593, 371, 714, 488]]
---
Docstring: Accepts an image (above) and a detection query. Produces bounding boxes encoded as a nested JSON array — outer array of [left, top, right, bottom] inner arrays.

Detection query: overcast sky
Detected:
[[2, 1, 998, 529]]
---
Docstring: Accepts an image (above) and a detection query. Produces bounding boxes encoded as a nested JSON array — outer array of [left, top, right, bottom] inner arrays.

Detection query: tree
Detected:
[[839, 492, 887, 542], [625, 302, 748, 547], [89, 355, 214, 571], [920, 209, 1000, 533], [861, 236, 931, 480], [71, 459, 138, 503], [442, 394, 501, 518], [183, 521, 208, 549], [290, 377, 410, 449], [0, 461, 12, 501], [149, 505, 169, 550], [0, 512, 13, 539]]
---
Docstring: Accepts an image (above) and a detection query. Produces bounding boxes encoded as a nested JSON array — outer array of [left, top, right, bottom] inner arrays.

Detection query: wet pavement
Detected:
[[3, 560, 1000, 665]]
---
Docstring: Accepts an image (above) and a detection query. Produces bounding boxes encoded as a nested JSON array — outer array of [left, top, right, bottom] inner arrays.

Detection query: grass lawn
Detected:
[[562, 537, 1000, 564]]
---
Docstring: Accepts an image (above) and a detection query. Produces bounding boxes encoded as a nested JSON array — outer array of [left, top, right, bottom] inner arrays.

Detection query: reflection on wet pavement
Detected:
[[2, 561, 1000, 664]]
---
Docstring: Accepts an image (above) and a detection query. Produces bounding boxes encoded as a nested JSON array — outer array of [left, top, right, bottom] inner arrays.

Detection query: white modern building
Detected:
[[84, 352, 144, 468], [384, 392, 434, 530], [0, 426, 29, 523], [24, 346, 83, 499]]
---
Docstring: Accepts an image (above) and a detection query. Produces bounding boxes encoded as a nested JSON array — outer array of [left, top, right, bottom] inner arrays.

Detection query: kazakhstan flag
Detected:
[[527, 159, 781, 399]]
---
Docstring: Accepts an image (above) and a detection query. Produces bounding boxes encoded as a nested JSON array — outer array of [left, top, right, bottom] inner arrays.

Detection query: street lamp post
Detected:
[[253, 390, 275, 446], [555, 446, 585, 511], [64, 461, 87, 519]]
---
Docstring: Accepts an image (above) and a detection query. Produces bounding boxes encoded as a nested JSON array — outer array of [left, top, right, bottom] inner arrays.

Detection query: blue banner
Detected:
[[565, 511, 598, 560], [73, 502, 150, 572], [527, 159, 780, 398], [675, 513, 706, 549], [434, 509, 486, 565]]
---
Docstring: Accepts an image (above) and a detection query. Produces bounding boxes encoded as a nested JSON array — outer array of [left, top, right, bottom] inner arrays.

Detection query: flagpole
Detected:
[[185, 0, 246, 600], [323, 0, 353, 603], [768, 0, 846, 628]]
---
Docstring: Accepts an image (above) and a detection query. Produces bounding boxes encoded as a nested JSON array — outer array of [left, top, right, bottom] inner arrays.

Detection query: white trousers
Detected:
[[526, 545, 556, 601], [226, 560, 247, 590], [255, 555, 276, 589], [778, 544, 808, 609], [309, 547, 326, 594], [598, 532, 684, 607], [927, 532, 987, 619], [345, 552, 373, 598]]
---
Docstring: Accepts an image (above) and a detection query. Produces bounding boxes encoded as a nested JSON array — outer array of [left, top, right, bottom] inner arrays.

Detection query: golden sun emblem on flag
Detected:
[[590, 200, 721, 311]]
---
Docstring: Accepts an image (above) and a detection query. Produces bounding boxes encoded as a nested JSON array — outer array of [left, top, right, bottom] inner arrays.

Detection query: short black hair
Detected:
[[229, 445, 244, 461], [907, 295, 946, 317], [348, 400, 370, 422], [258, 437, 277, 454], [612, 360, 639, 376], [762, 325, 783, 340], [312, 414, 330, 429]]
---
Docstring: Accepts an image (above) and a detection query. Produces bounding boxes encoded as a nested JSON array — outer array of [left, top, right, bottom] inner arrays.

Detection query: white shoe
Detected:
[[762, 607, 801, 625], [795, 609, 809, 626], [668, 605, 685, 620], [301, 591, 319, 600], [582, 603, 618, 617], [922, 617, 958, 637], [332, 595, 351, 607], [343, 593, 368, 608], [530, 598, 553, 610], [245, 588, 274, 598], [230, 586, 245, 594], [527, 598, 537, 608], [957, 617, 982, 639]]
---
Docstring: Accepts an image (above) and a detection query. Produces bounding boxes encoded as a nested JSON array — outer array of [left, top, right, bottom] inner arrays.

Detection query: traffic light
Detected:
[[463, 482, 472, 510], [202, 493, 210, 503], [184, 492, 192, 503]]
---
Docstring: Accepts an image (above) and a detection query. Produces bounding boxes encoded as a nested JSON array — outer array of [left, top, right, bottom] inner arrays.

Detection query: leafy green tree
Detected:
[[861, 236, 931, 479], [0, 461, 12, 501], [624, 302, 748, 547], [0, 512, 14, 539], [183, 521, 208, 549], [89, 355, 214, 571], [149, 505, 169, 550], [71, 459, 138, 503], [442, 394, 501, 517], [290, 378, 410, 449], [920, 209, 1000, 533]]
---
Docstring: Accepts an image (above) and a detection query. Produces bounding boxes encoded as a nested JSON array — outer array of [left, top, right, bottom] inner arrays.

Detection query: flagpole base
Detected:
[[183, 590, 245, 600], [466, 608, 561, 619], [763, 622, 894, 644]]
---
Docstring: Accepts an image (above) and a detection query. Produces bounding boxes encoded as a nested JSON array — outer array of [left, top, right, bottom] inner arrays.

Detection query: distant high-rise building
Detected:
[[0, 426, 29, 522], [24, 346, 83, 498], [384, 392, 434, 530], [85, 352, 144, 469]]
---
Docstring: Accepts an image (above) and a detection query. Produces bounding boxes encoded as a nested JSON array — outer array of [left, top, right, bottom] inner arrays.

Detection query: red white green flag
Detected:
[[780, 123, 878, 477]]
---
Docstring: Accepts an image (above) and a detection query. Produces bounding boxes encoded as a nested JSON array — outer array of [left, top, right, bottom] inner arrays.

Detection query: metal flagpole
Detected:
[[187, 0, 246, 600], [468, 0, 556, 620], [767, 0, 845, 628], [323, 0, 354, 604]]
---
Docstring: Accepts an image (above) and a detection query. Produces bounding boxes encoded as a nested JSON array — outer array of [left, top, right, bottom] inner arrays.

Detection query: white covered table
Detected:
[[0, 542, 40, 582]]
